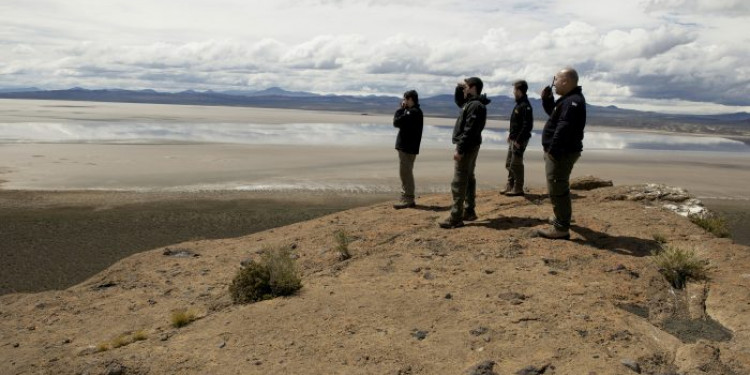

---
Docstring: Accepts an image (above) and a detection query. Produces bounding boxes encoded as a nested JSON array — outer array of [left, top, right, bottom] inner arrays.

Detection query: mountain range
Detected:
[[1, 87, 748, 134]]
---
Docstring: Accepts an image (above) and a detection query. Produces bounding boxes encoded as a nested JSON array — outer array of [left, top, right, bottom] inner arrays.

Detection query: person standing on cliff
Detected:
[[501, 80, 533, 196], [393, 90, 424, 209], [439, 77, 491, 229], [537, 68, 586, 240]]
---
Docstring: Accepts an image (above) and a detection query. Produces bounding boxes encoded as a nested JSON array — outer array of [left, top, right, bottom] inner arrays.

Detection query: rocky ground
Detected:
[[1, 183, 749, 375]]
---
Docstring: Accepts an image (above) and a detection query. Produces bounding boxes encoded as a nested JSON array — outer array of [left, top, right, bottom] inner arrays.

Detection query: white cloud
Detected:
[[0, 1, 748, 113]]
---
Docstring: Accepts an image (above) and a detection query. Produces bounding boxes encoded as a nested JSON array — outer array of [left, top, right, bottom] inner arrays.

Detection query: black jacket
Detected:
[[452, 86, 491, 154], [541, 86, 586, 157], [509, 95, 533, 146], [393, 104, 424, 155]]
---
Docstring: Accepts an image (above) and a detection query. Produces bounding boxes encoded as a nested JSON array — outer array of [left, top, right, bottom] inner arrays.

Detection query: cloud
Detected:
[[643, 0, 750, 16], [1, 1, 748, 113]]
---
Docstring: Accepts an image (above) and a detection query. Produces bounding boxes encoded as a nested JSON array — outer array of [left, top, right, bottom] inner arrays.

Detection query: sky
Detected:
[[1, 0, 749, 114]]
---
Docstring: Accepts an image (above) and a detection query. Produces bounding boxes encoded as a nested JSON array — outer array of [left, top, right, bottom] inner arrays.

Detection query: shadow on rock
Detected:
[[473, 216, 548, 231], [571, 225, 661, 257], [412, 204, 451, 212]]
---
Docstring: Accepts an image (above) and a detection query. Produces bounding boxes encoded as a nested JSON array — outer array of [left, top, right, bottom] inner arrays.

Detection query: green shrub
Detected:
[[334, 230, 351, 261], [171, 309, 196, 328], [230, 246, 302, 304], [689, 213, 730, 238], [653, 245, 708, 289]]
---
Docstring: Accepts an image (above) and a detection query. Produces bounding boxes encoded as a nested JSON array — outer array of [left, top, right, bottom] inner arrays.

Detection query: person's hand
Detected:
[[453, 152, 463, 161], [513, 141, 521, 149], [541, 86, 553, 99]]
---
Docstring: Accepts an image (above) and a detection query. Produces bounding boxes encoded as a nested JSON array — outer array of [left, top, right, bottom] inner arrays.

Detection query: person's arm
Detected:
[[454, 102, 486, 154], [518, 103, 533, 144], [454, 85, 466, 108], [393, 108, 408, 128], [541, 87, 555, 116]]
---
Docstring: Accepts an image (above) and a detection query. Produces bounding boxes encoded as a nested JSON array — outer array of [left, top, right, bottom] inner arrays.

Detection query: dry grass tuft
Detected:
[[653, 245, 709, 289]]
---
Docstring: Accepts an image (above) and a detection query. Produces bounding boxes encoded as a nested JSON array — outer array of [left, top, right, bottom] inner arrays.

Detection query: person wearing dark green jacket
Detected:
[[393, 90, 423, 209], [501, 80, 533, 196], [440, 77, 491, 229]]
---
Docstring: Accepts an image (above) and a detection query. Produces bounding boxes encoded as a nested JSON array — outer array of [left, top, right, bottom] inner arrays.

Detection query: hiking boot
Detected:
[[548, 215, 557, 225], [505, 188, 525, 197], [463, 209, 478, 221], [438, 217, 465, 229], [500, 182, 513, 195], [393, 201, 416, 209], [536, 226, 570, 240]]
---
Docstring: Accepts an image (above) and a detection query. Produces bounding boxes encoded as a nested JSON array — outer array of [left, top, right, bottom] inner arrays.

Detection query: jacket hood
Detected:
[[473, 93, 491, 105]]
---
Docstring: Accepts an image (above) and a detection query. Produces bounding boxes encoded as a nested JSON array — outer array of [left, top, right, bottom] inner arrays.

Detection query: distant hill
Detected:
[[1, 87, 748, 135]]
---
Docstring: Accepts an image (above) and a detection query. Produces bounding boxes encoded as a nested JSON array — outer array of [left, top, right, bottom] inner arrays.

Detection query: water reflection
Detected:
[[0, 122, 747, 152]]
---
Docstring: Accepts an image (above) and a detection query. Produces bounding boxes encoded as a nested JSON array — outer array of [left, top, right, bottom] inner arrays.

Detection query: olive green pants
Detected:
[[398, 150, 417, 203], [505, 141, 526, 189], [544, 152, 580, 230], [450, 146, 480, 221]]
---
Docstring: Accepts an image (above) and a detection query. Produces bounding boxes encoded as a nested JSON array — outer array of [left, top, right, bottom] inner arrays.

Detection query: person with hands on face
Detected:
[[439, 77, 491, 229], [393, 90, 423, 209], [537, 67, 586, 240], [501, 80, 533, 196]]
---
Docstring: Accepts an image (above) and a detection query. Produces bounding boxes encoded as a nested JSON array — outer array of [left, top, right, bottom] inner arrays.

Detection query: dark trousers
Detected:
[[544, 152, 580, 230], [505, 141, 526, 189], [450, 146, 480, 221]]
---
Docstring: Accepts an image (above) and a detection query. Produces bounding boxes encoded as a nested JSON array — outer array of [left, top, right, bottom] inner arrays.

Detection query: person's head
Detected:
[[402, 90, 419, 108], [553, 68, 579, 96], [512, 80, 528, 100], [462, 77, 483, 98]]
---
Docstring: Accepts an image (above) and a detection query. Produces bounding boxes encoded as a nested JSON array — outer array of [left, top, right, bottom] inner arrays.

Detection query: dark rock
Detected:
[[423, 272, 435, 280], [104, 362, 125, 375], [163, 247, 199, 258], [515, 363, 550, 375], [620, 359, 641, 373], [13, 343, 19, 348], [218, 341, 226, 348], [94, 282, 117, 290], [411, 330, 428, 340], [445, 293, 453, 300], [570, 176, 613, 190], [470, 327, 489, 336], [468, 360, 497, 375]]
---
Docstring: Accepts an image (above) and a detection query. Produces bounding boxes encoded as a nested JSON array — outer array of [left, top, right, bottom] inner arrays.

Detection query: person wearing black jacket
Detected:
[[439, 77, 491, 228], [537, 68, 586, 239], [393, 90, 424, 209], [501, 80, 533, 196]]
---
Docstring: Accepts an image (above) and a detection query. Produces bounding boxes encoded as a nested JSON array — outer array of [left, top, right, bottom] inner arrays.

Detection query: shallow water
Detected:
[[1, 122, 748, 153]]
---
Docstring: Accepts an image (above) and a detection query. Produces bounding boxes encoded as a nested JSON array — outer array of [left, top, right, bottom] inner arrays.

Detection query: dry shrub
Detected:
[[689, 213, 730, 238], [230, 246, 302, 304]]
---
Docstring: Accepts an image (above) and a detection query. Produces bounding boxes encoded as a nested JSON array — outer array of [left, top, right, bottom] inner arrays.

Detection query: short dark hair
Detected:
[[403, 90, 419, 104], [513, 80, 528, 94], [465, 77, 483, 94]]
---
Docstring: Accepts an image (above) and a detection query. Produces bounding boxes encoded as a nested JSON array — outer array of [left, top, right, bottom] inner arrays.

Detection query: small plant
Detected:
[[229, 246, 302, 304], [171, 309, 197, 328], [96, 342, 110, 352], [334, 230, 352, 261], [653, 245, 709, 289], [652, 233, 668, 244], [132, 330, 148, 341], [111, 334, 130, 348], [689, 213, 730, 238]]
